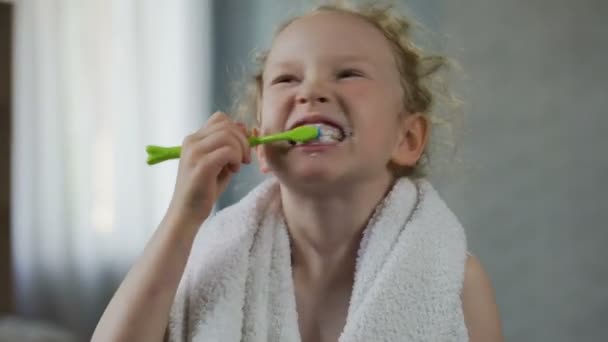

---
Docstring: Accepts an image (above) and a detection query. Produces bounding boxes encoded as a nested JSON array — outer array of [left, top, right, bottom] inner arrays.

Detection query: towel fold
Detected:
[[167, 177, 468, 341]]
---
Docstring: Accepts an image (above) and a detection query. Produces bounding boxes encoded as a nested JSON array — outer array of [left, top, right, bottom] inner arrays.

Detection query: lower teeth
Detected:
[[290, 124, 351, 146], [295, 138, 340, 146]]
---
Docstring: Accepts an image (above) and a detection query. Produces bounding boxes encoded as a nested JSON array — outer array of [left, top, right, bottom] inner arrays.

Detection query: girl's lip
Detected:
[[294, 144, 336, 153], [291, 141, 343, 153], [287, 113, 345, 133]]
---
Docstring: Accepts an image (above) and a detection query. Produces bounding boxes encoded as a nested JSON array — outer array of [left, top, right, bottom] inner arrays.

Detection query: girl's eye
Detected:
[[337, 69, 363, 79], [271, 74, 298, 84]]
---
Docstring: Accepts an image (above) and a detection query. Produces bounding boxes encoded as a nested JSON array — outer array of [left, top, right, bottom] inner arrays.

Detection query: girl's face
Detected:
[[257, 11, 423, 190]]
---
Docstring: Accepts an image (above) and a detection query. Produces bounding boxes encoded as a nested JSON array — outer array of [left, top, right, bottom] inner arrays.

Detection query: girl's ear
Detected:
[[390, 113, 429, 167], [252, 127, 272, 174]]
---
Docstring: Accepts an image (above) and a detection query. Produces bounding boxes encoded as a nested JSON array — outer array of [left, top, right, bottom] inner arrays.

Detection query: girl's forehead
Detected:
[[267, 11, 395, 66]]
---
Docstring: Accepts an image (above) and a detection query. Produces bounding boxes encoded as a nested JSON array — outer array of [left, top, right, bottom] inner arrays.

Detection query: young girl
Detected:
[[93, 3, 502, 342]]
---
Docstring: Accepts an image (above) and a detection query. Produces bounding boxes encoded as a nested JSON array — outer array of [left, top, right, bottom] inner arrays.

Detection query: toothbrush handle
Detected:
[[145, 145, 182, 165], [146, 133, 290, 165], [147, 137, 263, 165], [248, 133, 289, 146], [248, 136, 262, 146]]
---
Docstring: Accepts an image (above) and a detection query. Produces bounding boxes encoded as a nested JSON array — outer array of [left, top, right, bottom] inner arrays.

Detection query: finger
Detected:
[[190, 118, 236, 141], [235, 122, 253, 163], [198, 120, 251, 164], [235, 122, 249, 136], [207, 111, 230, 125], [198, 145, 242, 177], [184, 112, 232, 144], [227, 123, 252, 164], [183, 120, 235, 151], [184, 129, 244, 168]]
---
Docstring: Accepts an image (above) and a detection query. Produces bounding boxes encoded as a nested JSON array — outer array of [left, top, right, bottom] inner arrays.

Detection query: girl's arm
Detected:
[[91, 214, 202, 342], [462, 254, 505, 342], [91, 113, 252, 341]]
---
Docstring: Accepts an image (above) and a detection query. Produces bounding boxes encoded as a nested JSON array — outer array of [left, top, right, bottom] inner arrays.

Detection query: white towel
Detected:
[[167, 177, 469, 341]]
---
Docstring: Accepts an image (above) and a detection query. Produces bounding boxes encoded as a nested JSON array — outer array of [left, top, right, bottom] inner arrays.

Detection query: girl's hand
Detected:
[[166, 112, 251, 228]]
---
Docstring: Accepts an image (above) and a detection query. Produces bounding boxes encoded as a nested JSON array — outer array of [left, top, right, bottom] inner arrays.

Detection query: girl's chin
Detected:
[[287, 159, 342, 175], [274, 165, 352, 190], [284, 169, 340, 183]]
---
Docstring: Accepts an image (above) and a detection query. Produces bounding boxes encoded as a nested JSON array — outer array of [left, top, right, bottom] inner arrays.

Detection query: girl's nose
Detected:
[[296, 95, 328, 104], [295, 79, 331, 104]]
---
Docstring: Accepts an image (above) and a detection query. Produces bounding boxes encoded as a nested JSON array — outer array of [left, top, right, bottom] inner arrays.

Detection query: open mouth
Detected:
[[291, 123, 350, 146]]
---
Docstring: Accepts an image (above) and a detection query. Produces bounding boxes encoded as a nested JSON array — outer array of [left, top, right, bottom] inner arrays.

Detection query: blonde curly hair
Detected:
[[232, 1, 461, 178]]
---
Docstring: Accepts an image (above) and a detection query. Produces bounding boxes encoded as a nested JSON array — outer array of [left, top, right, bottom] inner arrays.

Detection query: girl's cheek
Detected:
[[262, 92, 281, 114], [263, 92, 291, 122], [340, 82, 369, 98]]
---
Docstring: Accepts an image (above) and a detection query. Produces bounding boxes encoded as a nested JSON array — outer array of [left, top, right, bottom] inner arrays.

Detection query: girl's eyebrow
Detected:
[[331, 55, 377, 71], [267, 55, 372, 69], [331, 54, 371, 63], [265, 61, 300, 70]]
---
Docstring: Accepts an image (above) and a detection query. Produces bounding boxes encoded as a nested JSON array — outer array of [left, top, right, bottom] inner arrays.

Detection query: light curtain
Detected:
[[11, 0, 211, 337]]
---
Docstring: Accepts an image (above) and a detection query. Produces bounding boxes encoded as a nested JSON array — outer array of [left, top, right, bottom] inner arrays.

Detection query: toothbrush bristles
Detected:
[[315, 124, 345, 141]]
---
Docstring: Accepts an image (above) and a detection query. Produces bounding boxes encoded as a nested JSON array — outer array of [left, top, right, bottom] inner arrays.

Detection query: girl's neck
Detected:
[[280, 174, 394, 281]]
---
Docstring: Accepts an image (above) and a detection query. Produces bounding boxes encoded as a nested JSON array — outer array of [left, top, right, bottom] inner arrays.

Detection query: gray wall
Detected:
[[213, 1, 608, 340], [440, 1, 608, 341]]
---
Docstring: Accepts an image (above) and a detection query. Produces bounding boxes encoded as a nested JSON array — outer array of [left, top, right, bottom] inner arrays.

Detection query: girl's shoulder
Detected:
[[462, 252, 504, 341]]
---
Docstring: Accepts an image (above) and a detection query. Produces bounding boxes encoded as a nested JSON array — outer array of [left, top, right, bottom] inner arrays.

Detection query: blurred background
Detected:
[[1, 0, 607, 341]]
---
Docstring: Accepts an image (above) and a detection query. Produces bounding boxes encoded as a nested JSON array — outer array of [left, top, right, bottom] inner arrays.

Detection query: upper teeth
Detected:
[[315, 124, 343, 142], [292, 123, 345, 145]]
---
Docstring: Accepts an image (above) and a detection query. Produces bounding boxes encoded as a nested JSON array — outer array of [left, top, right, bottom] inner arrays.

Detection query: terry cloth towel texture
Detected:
[[167, 176, 468, 341]]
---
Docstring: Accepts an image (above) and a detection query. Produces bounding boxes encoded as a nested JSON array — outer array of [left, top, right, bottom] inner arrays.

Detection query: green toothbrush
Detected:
[[145, 125, 321, 165]]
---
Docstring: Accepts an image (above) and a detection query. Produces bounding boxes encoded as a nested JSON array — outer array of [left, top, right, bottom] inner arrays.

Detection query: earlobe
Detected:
[[256, 146, 272, 174], [391, 113, 429, 167], [252, 127, 272, 174], [250, 127, 270, 174]]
